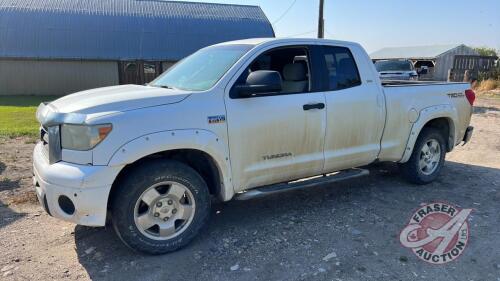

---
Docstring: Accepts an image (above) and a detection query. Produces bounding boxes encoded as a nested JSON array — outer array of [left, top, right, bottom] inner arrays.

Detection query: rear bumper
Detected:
[[32, 142, 121, 226], [462, 126, 474, 144]]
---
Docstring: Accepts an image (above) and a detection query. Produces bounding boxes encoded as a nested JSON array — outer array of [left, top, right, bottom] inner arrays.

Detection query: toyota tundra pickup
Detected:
[[33, 38, 475, 254]]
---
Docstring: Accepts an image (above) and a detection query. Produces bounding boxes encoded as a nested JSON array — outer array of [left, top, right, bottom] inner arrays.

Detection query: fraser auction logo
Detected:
[[399, 202, 472, 264]]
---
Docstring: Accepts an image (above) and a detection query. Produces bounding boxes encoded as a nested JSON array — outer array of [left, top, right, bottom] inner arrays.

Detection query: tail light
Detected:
[[465, 89, 475, 106]]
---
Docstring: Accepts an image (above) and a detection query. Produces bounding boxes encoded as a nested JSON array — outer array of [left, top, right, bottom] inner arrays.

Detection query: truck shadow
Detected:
[[0, 161, 28, 229], [0, 203, 28, 230], [74, 161, 499, 280], [0, 177, 21, 192], [0, 161, 20, 192], [473, 105, 499, 114]]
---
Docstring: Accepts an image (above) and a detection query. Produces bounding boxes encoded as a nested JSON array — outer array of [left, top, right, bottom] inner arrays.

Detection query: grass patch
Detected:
[[474, 79, 500, 99], [0, 95, 59, 138], [475, 79, 499, 91], [477, 90, 500, 99]]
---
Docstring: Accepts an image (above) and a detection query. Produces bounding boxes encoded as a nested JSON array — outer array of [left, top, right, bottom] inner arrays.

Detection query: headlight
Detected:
[[409, 71, 419, 81], [60, 124, 112, 151]]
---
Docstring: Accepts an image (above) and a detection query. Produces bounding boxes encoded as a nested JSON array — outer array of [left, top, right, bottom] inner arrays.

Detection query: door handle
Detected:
[[303, 103, 325, 111]]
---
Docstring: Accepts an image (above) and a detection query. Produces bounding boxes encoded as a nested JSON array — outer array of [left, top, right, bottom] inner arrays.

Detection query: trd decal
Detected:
[[447, 92, 464, 98], [262, 152, 293, 160], [208, 115, 226, 124]]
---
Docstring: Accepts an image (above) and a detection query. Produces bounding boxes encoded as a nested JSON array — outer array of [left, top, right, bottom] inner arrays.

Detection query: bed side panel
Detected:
[[378, 83, 470, 162]]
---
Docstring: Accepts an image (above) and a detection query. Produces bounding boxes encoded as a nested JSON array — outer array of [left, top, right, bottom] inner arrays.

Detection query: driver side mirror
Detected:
[[233, 70, 282, 98]]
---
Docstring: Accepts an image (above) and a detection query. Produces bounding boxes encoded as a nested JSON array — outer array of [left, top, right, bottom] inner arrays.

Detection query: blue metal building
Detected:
[[0, 0, 274, 95]]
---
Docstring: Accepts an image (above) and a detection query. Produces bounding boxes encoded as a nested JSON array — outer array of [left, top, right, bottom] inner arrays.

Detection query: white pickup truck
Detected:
[[33, 38, 475, 254]]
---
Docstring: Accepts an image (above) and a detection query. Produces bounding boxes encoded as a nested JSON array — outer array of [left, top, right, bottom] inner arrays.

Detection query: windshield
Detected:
[[374, 60, 413, 72], [150, 44, 253, 91]]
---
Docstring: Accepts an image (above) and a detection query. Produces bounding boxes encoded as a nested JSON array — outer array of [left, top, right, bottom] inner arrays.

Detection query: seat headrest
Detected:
[[283, 63, 306, 81]]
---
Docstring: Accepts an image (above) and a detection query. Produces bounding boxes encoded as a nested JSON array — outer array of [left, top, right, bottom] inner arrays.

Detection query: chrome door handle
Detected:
[[303, 103, 325, 111]]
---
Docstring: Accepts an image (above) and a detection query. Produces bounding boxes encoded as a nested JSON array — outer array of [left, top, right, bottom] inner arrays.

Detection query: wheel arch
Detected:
[[106, 130, 233, 209], [422, 117, 455, 151], [108, 148, 224, 211], [400, 105, 458, 163]]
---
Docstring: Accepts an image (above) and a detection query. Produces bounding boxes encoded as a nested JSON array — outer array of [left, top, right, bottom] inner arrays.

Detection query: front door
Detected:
[[225, 46, 326, 191]]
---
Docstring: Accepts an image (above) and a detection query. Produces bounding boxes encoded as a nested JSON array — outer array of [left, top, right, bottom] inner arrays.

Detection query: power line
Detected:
[[272, 0, 298, 26]]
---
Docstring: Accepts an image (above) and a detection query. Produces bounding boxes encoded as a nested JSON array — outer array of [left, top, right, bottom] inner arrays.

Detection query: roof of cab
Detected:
[[216, 37, 360, 47]]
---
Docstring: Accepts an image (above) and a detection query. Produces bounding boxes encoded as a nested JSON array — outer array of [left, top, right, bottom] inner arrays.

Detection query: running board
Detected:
[[234, 168, 369, 201]]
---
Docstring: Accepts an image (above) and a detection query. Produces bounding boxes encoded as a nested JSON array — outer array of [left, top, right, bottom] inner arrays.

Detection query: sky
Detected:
[[171, 0, 500, 53]]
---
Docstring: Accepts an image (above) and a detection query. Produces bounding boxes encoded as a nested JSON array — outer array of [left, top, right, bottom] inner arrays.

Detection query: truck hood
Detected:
[[36, 84, 191, 126], [49, 84, 190, 115]]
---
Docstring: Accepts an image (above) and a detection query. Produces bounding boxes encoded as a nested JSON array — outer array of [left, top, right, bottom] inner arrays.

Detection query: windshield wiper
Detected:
[[148, 84, 178, 90]]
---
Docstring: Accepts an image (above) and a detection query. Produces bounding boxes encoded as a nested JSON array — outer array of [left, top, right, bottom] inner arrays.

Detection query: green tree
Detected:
[[474, 47, 498, 57]]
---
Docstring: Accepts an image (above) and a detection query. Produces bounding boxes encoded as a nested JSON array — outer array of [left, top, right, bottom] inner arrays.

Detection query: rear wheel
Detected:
[[111, 159, 210, 254], [399, 128, 446, 184]]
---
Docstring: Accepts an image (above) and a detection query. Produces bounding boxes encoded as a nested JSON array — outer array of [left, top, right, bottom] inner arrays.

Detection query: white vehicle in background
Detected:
[[33, 38, 475, 254], [374, 59, 419, 80]]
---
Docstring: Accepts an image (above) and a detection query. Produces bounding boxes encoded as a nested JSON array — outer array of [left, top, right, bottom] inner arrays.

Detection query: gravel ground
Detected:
[[1, 98, 499, 281]]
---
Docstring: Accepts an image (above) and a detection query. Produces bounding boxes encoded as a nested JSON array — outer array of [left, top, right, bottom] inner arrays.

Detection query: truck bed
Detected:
[[377, 80, 472, 162]]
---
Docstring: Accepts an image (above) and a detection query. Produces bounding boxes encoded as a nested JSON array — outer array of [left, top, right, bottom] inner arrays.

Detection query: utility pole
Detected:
[[318, 0, 325, 38]]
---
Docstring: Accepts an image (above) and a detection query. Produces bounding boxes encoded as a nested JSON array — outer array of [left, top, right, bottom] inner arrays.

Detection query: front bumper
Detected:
[[32, 142, 121, 226], [462, 126, 474, 144]]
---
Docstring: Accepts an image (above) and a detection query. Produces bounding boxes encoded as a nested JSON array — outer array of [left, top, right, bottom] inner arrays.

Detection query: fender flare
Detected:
[[107, 129, 234, 201], [400, 104, 458, 163]]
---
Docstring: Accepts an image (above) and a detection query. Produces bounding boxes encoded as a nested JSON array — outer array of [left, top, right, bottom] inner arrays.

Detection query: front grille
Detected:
[[40, 126, 49, 160], [39, 125, 61, 164], [40, 126, 49, 143]]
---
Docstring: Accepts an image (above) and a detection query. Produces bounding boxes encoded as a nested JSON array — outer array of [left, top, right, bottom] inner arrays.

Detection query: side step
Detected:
[[234, 168, 369, 201]]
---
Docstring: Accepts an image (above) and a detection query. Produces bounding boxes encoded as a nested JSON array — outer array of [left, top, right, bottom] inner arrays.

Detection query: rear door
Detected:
[[320, 45, 385, 172], [224, 45, 327, 191]]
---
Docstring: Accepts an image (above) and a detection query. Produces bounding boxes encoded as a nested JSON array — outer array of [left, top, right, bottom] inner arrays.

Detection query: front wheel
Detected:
[[111, 159, 211, 254], [399, 128, 446, 184]]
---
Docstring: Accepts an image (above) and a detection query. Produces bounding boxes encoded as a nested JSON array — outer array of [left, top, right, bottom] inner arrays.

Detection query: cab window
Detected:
[[235, 46, 311, 95], [320, 46, 361, 91]]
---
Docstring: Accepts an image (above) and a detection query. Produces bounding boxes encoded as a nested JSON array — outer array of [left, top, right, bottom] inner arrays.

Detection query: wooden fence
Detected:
[[448, 55, 498, 82]]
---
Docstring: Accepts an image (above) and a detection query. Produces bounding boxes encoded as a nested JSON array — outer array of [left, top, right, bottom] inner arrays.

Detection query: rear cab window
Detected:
[[319, 46, 362, 91]]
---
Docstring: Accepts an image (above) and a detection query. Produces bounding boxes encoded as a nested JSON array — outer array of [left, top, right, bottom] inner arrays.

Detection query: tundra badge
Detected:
[[447, 92, 464, 98]]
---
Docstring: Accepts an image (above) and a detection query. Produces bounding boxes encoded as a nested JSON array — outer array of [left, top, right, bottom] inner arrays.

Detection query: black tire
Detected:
[[399, 128, 446, 184], [111, 159, 210, 254]]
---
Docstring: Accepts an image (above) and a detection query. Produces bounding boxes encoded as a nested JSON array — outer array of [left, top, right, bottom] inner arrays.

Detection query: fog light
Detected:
[[58, 195, 75, 215]]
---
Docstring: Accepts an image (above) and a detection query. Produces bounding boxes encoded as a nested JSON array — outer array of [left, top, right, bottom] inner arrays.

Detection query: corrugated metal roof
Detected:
[[0, 0, 274, 60], [370, 44, 476, 59]]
